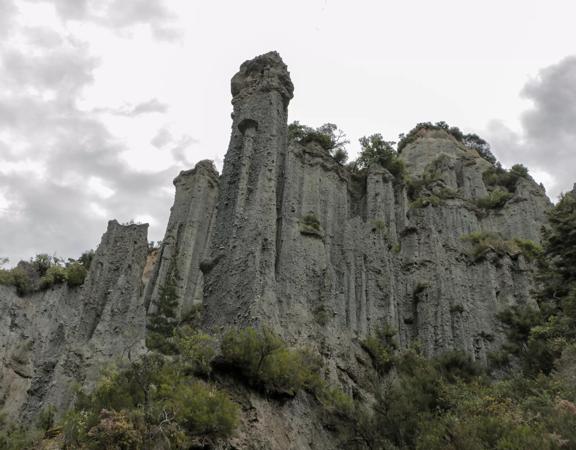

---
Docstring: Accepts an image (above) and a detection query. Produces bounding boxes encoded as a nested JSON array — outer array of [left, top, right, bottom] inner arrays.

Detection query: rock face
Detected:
[[144, 160, 219, 318], [0, 220, 148, 421], [202, 51, 294, 331], [0, 51, 556, 448]]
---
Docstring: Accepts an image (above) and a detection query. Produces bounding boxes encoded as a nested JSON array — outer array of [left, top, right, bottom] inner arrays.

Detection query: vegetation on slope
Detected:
[[0, 251, 92, 295]]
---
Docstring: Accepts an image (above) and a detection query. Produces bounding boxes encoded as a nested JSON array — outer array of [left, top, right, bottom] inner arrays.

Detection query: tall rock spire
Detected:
[[202, 52, 293, 330]]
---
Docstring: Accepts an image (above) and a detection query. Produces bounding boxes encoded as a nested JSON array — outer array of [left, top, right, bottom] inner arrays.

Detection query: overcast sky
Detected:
[[1, 0, 575, 265]]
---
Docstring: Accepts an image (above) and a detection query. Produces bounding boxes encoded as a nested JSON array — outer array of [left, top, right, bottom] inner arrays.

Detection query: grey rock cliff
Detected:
[[0, 220, 148, 421], [203, 51, 294, 331], [0, 51, 557, 449]]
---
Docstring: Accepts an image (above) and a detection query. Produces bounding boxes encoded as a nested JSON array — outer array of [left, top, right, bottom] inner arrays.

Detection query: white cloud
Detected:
[[486, 56, 576, 199]]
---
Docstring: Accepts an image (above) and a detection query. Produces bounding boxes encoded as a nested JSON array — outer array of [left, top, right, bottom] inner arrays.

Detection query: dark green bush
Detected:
[[355, 133, 405, 179]]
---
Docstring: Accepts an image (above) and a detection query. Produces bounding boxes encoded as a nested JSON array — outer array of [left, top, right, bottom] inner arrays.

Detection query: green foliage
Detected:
[[397, 121, 496, 164], [299, 212, 323, 238], [461, 231, 528, 261], [64, 352, 240, 448], [355, 133, 405, 179], [475, 188, 513, 209], [163, 381, 239, 439], [175, 327, 218, 377], [288, 121, 349, 157], [146, 265, 180, 353], [361, 324, 398, 375], [0, 251, 90, 295], [37, 404, 56, 432], [483, 163, 530, 193], [221, 327, 320, 395], [78, 249, 95, 270], [332, 147, 349, 165], [66, 261, 88, 287], [0, 269, 15, 287], [39, 264, 67, 290], [411, 194, 442, 208], [513, 238, 543, 262], [85, 409, 144, 450], [0, 414, 42, 449]]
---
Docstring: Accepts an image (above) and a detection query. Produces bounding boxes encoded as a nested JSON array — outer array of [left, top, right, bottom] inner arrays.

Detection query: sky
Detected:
[[0, 0, 575, 265]]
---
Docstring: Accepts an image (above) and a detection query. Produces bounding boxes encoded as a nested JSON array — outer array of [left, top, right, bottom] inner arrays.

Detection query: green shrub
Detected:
[[354, 133, 405, 179], [165, 381, 239, 439], [411, 195, 442, 208], [461, 231, 522, 261], [66, 262, 88, 287], [513, 239, 543, 262], [39, 265, 67, 290], [433, 351, 483, 383], [475, 188, 513, 209], [221, 327, 320, 395], [332, 148, 348, 164], [11, 267, 33, 296], [288, 121, 349, 155], [299, 213, 323, 238], [176, 328, 218, 377], [0, 269, 15, 286], [483, 163, 530, 193], [362, 324, 398, 375], [0, 414, 42, 449], [147, 265, 180, 353]]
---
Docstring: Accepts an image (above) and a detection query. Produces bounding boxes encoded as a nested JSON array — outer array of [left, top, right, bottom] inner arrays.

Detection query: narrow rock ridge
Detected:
[[144, 160, 219, 317]]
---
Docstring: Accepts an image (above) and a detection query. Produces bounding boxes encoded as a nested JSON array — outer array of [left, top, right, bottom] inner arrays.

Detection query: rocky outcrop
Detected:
[[144, 160, 219, 318], [203, 51, 294, 331], [0, 220, 148, 421]]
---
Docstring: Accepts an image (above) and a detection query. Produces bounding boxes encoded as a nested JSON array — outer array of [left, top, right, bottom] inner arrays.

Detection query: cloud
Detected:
[[0, 0, 17, 38], [26, 0, 180, 40], [0, 3, 186, 265], [486, 56, 576, 199], [96, 98, 169, 117]]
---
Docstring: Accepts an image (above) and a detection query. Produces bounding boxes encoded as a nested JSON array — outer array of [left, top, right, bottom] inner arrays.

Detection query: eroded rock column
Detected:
[[202, 52, 294, 331]]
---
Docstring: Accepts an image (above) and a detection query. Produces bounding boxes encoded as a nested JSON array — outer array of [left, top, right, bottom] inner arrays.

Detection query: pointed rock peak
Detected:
[[231, 51, 294, 102]]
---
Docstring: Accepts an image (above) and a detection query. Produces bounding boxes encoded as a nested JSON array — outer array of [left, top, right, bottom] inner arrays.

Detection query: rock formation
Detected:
[[0, 220, 148, 421], [0, 51, 555, 448]]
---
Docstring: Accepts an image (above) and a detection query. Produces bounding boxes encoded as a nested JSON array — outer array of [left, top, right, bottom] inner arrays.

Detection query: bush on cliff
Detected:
[[361, 324, 398, 375], [483, 163, 531, 193], [354, 133, 405, 179], [61, 353, 239, 448], [220, 327, 321, 395], [0, 252, 90, 295], [288, 121, 349, 162]]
